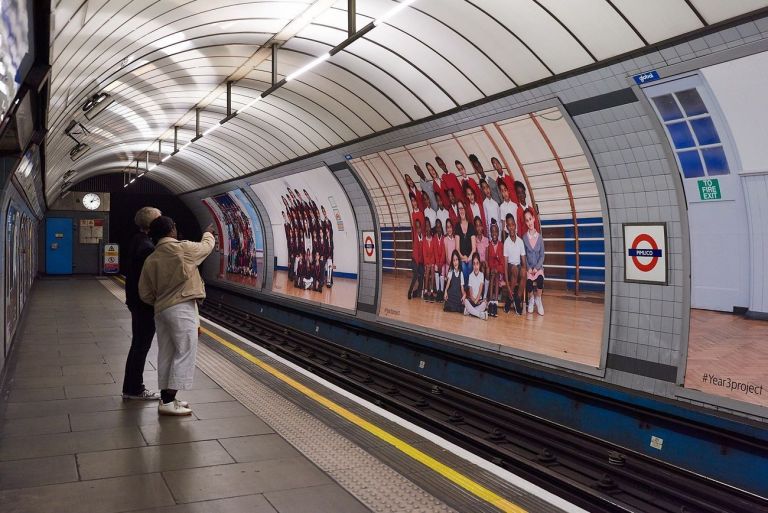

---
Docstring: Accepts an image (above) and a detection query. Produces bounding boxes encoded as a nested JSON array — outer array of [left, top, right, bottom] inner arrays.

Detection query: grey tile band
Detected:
[[606, 353, 677, 382], [563, 88, 639, 117]]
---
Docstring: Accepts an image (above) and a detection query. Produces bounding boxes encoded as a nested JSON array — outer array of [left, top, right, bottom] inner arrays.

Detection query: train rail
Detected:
[[199, 298, 767, 513]]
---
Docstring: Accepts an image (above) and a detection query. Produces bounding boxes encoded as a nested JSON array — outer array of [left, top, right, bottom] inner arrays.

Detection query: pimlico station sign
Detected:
[[623, 223, 668, 285]]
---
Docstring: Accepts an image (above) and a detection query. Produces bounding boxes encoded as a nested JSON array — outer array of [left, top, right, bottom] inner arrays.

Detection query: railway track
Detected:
[[200, 298, 768, 513]]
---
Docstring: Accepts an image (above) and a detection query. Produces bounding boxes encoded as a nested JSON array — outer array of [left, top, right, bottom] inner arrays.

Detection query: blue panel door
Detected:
[[46, 218, 73, 274]]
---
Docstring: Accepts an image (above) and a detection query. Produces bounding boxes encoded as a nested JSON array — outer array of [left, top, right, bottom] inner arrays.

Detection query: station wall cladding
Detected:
[[185, 16, 768, 421]]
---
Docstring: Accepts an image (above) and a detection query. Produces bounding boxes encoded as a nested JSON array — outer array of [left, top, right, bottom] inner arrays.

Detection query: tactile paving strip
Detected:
[[196, 343, 457, 513]]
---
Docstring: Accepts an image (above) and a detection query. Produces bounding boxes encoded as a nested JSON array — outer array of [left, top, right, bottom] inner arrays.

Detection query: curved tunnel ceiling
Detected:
[[46, 0, 768, 199]]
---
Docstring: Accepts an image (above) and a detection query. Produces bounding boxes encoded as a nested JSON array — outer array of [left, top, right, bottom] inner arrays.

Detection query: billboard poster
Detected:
[[642, 64, 768, 410], [350, 107, 606, 367], [250, 166, 358, 311], [202, 189, 265, 288]]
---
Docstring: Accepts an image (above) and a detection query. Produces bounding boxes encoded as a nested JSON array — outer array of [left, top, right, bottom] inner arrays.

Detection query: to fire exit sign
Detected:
[[697, 178, 721, 200]]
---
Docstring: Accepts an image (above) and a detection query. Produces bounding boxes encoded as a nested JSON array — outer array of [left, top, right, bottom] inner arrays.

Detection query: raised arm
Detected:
[[182, 231, 216, 266]]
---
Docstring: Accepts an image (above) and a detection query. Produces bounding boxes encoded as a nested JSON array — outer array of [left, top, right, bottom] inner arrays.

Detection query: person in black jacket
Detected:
[[122, 206, 162, 400]]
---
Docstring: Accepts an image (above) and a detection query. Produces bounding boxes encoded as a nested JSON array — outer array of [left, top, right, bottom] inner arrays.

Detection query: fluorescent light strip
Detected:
[[161, 155, 171, 162], [237, 95, 263, 114], [374, 0, 417, 26], [203, 123, 220, 136], [285, 52, 330, 82]]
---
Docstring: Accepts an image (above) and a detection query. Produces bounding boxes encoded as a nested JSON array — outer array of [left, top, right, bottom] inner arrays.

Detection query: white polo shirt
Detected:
[[424, 207, 437, 231], [467, 270, 484, 299], [499, 201, 519, 235], [503, 235, 525, 266], [483, 198, 500, 237]]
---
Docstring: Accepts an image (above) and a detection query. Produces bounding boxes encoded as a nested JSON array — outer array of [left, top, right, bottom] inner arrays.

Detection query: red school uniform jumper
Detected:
[[422, 235, 435, 267], [442, 172, 463, 203]]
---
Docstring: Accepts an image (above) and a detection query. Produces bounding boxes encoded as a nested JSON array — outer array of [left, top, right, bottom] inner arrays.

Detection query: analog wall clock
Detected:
[[83, 193, 101, 210]]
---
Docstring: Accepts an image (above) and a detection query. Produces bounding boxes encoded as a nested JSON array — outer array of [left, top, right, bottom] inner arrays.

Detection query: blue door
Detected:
[[46, 218, 73, 274]]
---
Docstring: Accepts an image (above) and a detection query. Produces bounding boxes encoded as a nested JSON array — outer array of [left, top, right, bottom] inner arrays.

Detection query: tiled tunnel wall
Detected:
[[184, 16, 768, 417]]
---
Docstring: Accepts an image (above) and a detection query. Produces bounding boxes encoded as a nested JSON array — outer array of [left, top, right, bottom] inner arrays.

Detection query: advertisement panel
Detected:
[[350, 107, 606, 367], [202, 189, 265, 288], [643, 61, 768, 410], [250, 166, 358, 311]]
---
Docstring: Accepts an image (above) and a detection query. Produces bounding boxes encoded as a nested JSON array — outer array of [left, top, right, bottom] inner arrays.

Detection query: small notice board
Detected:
[[80, 218, 104, 244], [104, 243, 119, 274]]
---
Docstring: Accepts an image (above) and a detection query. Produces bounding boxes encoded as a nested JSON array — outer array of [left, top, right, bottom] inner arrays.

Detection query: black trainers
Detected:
[[504, 298, 511, 314], [513, 295, 523, 315]]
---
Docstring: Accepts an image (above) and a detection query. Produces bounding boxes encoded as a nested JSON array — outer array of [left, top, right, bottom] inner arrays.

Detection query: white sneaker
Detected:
[[481, 312, 488, 320], [463, 307, 470, 316], [536, 296, 544, 316], [122, 389, 161, 401], [158, 399, 192, 416], [527, 296, 535, 313]]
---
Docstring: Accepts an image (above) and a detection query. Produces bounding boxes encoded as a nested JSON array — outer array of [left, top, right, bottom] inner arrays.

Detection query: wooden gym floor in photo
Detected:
[[685, 309, 768, 408], [271, 270, 358, 311], [380, 274, 604, 368]]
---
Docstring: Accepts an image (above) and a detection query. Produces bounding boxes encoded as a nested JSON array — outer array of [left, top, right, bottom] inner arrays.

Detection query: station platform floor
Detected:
[[0, 277, 578, 513]]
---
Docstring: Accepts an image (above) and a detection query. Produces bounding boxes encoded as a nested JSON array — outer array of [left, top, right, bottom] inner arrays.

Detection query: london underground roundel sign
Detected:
[[362, 231, 376, 263], [623, 224, 667, 284]]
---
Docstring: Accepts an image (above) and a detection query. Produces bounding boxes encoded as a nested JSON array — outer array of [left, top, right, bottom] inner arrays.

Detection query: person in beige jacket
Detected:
[[139, 216, 216, 416]]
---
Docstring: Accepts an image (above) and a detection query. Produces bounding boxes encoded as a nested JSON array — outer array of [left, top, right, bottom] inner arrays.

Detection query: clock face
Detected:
[[83, 193, 101, 210]]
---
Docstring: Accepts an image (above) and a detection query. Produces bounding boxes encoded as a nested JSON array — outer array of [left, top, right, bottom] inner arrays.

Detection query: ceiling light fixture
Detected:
[[374, 0, 417, 26], [236, 95, 262, 114], [285, 52, 330, 82]]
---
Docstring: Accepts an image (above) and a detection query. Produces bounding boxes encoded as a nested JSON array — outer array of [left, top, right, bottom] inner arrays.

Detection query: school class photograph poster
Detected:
[[350, 107, 607, 368], [202, 188, 265, 289], [249, 166, 359, 311]]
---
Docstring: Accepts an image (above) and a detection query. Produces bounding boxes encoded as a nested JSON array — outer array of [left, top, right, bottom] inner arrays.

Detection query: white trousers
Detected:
[[155, 300, 199, 391], [464, 299, 487, 318]]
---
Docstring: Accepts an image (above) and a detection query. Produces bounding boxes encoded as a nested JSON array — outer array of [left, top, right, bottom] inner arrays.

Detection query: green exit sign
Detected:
[[697, 178, 721, 200]]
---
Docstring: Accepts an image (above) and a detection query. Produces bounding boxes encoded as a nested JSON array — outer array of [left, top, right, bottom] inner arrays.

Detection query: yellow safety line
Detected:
[[200, 325, 527, 513], [113, 275, 126, 285]]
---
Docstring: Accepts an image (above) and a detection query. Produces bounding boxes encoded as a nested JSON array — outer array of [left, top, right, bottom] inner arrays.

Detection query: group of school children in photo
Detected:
[[405, 154, 545, 320], [281, 187, 335, 293], [215, 197, 259, 278]]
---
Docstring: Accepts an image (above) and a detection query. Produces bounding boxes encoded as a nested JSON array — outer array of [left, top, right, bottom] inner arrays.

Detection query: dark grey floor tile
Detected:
[[191, 369, 220, 389], [55, 343, 102, 355], [190, 401, 253, 420], [62, 363, 111, 375], [64, 383, 123, 398], [0, 473, 175, 513], [0, 455, 78, 490], [265, 483, 371, 513], [14, 353, 106, 365], [128, 495, 277, 513], [2, 395, 121, 418], [140, 416, 273, 445], [12, 365, 63, 378], [6, 386, 67, 402], [70, 407, 196, 431], [77, 440, 234, 480], [0, 414, 71, 437], [0, 426, 145, 461], [9, 372, 115, 389], [163, 457, 331, 503], [177, 388, 233, 404], [219, 434, 302, 463]]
